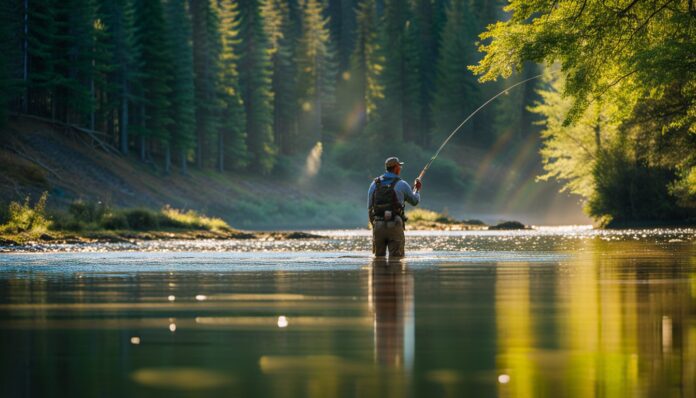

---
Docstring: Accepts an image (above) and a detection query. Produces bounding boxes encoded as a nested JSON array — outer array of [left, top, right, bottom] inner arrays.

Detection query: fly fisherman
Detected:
[[368, 157, 422, 257]]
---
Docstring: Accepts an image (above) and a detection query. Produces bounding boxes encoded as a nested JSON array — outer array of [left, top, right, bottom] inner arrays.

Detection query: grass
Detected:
[[404, 208, 487, 230], [160, 206, 233, 232], [0, 193, 241, 244], [406, 208, 456, 224]]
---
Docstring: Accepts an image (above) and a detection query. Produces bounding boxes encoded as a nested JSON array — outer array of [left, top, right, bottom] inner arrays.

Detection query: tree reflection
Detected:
[[495, 239, 696, 397]]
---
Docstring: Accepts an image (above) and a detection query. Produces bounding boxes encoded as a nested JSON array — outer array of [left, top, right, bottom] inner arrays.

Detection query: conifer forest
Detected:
[[0, 0, 694, 225]]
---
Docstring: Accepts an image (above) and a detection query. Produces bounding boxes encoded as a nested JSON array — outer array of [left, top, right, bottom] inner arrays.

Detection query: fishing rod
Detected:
[[414, 74, 543, 190]]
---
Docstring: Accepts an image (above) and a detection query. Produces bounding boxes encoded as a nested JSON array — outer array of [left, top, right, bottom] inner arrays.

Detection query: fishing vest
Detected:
[[369, 177, 405, 222]]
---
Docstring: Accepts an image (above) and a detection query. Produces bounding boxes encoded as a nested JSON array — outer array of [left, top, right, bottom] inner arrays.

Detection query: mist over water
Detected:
[[1, 228, 695, 397]]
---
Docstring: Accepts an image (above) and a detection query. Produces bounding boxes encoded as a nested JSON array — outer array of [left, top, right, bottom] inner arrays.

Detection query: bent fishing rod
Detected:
[[414, 74, 542, 191]]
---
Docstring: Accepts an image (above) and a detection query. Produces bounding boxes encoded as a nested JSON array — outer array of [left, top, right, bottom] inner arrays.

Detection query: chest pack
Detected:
[[370, 177, 405, 222]]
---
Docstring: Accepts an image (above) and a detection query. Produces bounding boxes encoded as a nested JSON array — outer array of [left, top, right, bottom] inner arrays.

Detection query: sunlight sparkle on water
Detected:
[[277, 316, 288, 328], [168, 295, 175, 302], [195, 295, 207, 301], [498, 374, 510, 384], [130, 337, 140, 345]]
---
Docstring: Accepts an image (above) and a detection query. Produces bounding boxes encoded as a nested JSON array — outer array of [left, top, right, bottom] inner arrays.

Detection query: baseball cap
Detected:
[[385, 156, 404, 168]]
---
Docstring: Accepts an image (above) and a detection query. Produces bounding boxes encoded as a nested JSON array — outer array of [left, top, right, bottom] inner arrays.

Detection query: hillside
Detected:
[[0, 118, 588, 229]]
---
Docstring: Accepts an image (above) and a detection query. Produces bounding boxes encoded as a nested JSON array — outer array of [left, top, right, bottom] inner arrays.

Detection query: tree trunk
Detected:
[[218, 131, 224, 172], [164, 143, 171, 174], [22, 0, 29, 113], [120, 88, 129, 155], [140, 136, 146, 161], [180, 147, 187, 174]]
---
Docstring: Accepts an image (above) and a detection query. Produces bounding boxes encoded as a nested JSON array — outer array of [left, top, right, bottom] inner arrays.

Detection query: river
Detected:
[[1, 227, 695, 397]]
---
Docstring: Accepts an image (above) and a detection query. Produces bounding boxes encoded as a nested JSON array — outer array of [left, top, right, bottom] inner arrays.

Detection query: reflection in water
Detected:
[[369, 259, 415, 371], [494, 239, 696, 397], [0, 231, 694, 397]]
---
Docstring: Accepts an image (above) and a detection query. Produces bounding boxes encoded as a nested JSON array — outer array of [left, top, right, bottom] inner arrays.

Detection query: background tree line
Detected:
[[0, 0, 536, 178]]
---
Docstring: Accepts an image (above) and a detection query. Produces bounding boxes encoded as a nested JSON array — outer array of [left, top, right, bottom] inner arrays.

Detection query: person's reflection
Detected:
[[369, 258, 415, 371]]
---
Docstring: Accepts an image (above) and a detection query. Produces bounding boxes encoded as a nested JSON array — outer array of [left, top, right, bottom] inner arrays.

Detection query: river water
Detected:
[[1, 227, 695, 397]]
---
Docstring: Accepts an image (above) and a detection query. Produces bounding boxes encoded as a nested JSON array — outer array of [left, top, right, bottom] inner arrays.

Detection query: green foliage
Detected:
[[219, 0, 248, 170], [262, 0, 297, 155], [133, 0, 173, 155], [372, 0, 422, 145], [431, 0, 479, 145], [588, 145, 689, 225], [349, 0, 383, 125], [470, 0, 695, 126], [406, 208, 455, 224], [165, 0, 196, 168], [160, 206, 232, 231], [69, 200, 109, 224], [0, 192, 50, 234], [237, 0, 276, 174], [191, 0, 223, 169], [99, 0, 139, 155], [99, 212, 130, 230], [123, 208, 160, 230], [530, 70, 622, 198], [296, 0, 337, 148]]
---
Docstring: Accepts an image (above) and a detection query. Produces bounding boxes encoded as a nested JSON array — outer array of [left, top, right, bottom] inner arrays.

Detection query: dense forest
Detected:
[[0, 0, 693, 225], [0, 0, 531, 171]]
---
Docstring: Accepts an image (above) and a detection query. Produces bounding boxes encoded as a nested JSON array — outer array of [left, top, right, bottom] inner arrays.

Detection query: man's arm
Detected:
[[398, 181, 420, 206]]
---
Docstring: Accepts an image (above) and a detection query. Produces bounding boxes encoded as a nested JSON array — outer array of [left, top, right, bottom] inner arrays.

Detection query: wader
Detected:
[[372, 217, 405, 257], [370, 177, 406, 257]]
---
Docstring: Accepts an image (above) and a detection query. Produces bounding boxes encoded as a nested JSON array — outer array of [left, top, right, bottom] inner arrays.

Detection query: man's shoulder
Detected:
[[395, 179, 411, 190]]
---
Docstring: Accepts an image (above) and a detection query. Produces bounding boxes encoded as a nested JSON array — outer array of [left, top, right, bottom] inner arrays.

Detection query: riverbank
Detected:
[[0, 229, 320, 246]]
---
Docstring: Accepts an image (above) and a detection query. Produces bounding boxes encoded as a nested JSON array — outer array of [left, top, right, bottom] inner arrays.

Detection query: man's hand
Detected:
[[413, 178, 422, 192]]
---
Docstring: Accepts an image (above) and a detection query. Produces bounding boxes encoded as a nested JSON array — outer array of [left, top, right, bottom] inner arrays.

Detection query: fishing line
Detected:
[[415, 74, 543, 184]]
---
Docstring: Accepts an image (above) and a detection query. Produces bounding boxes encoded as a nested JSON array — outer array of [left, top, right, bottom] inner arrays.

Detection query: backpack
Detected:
[[369, 177, 404, 222]]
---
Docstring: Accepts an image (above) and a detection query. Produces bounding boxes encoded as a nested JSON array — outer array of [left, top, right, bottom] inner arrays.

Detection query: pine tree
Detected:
[[431, 0, 480, 145], [349, 0, 383, 128], [219, 0, 248, 171], [237, 0, 275, 173], [262, 0, 297, 155], [296, 0, 337, 147], [99, 0, 139, 154], [165, 0, 196, 173], [191, 0, 222, 169], [133, 0, 173, 164], [0, 0, 22, 125], [412, 0, 443, 147], [372, 0, 421, 144], [54, 0, 98, 125], [25, 0, 60, 118], [327, 0, 356, 71]]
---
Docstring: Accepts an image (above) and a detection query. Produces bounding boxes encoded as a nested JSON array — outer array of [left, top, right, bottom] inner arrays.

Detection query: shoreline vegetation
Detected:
[[2, 194, 692, 247], [0, 193, 534, 246], [0, 193, 320, 246]]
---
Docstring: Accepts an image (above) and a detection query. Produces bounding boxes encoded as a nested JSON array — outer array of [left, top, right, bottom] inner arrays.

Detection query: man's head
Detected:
[[385, 156, 404, 175]]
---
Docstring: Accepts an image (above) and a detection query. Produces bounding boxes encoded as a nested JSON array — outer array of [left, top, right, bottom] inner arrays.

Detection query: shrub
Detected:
[[0, 192, 50, 234], [50, 211, 85, 231], [123, 209, 160, 231], [69, 200, 108, 224], [588, 148, 690, 224], [100, 212, 130, 230]]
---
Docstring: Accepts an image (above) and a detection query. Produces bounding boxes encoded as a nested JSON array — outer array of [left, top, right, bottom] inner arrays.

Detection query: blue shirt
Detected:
[[367, 172, 420, 209]]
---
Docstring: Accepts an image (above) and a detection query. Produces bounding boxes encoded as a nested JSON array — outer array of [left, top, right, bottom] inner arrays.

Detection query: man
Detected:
[[367, 156, 422, 257]]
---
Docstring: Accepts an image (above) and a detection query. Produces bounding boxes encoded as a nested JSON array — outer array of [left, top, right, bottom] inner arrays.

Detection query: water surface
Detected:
[[1, 228, 695, 397]]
